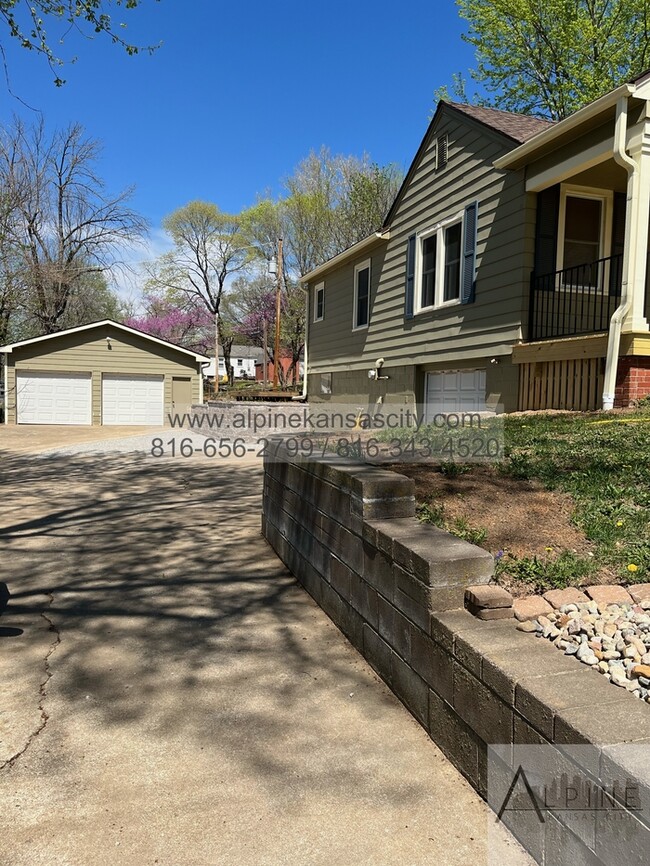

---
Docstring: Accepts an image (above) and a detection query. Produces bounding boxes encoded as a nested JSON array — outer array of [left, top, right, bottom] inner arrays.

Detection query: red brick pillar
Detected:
[[614, 356, 650, 406]]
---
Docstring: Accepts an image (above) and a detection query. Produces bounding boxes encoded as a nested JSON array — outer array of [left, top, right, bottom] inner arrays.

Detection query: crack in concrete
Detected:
[[0, 593, 61, 771]]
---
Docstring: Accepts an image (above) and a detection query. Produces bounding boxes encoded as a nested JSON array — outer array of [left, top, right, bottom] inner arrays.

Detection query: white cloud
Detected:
[[106, 226, 173, 310]]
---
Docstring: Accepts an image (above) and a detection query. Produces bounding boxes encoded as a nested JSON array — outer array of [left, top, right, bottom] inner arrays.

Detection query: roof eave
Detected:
[[494, 82, 636, 170], [300, 231, 391, 285], [0, 319, 211, 363]]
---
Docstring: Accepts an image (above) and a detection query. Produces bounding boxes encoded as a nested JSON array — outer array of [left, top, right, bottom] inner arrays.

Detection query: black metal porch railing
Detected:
[[528, 253, 623, 341]]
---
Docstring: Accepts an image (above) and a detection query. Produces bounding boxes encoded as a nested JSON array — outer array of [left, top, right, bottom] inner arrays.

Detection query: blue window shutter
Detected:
[[405, 234, 416, 319], [461, 201, 478, 304]]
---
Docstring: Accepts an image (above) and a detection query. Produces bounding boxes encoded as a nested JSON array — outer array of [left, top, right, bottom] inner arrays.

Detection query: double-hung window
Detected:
[[416, 215, 462, 312], [556, 185, 613, 290], [353, 259, 371, 329], [313, 282, 325, 322]]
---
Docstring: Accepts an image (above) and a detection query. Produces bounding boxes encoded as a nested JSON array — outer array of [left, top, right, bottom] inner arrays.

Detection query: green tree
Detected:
[[144, 201, 250, 381], [0, 0, 160, 86], [457, 0, 650, 119], [241, 149, 403, 278]]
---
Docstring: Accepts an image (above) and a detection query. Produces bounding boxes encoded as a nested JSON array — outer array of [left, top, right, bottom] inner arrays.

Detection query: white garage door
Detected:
[[102, 374, 164, 425], [16, 371, 92, 425], [425, 369, 486, 420]]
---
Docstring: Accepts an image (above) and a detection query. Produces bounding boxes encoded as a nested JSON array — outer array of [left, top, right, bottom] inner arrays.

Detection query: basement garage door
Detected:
[[16, 371, 92, 425], [424, 369, 486, 419], [102, 374, 164, 425]]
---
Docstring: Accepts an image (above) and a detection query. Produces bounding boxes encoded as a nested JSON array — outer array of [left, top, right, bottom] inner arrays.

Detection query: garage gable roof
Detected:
[[0, 319, 210, 362]]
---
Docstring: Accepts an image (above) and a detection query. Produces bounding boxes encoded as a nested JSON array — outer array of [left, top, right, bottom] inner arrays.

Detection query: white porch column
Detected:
[[623, 121, 650, 332]]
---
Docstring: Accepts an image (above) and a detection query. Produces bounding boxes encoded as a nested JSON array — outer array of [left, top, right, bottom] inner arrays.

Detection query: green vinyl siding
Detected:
[[307, 108, 534, 376], [4, 323, 202, 424]]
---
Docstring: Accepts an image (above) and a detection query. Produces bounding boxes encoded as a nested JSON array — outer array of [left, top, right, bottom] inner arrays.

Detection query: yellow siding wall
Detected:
[[5, 323, 202, 424]]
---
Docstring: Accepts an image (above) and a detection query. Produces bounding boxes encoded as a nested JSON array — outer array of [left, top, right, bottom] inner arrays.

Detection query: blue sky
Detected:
[[0, 0, 480, 289]]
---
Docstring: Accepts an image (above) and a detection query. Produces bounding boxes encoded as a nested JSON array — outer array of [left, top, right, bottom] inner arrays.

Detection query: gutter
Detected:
[[494, 83, 635, 171], [295, 282, 310, 401], [602, 96, 637, 410], [300, 231, 390, 284]]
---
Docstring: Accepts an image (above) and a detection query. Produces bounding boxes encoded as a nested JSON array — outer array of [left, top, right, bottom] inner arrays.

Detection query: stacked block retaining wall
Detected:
[[262, 446, 650, 866]]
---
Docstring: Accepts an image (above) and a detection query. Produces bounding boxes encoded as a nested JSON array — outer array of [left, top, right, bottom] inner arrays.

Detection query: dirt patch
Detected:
[[390, 463, 605, 595]]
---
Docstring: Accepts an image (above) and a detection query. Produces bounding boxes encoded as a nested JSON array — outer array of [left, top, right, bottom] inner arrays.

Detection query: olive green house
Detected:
[[302, 74, 650, 414], [1, 320, 209, 425]]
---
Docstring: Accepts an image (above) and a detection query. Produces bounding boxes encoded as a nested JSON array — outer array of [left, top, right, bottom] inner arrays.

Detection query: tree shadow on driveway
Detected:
[[0, 448, 430, 810]]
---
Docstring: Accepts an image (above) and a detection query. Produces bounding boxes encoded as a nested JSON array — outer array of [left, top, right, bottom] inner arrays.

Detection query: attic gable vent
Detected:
[[437, 134, 448, 170]]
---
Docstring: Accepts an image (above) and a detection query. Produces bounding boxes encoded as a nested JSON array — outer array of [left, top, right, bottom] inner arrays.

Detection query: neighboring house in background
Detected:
[[0, 320, 209, 425], [202, 346, 264, 380], [301, 73, 650, 414], [254, 354, 302, 385]]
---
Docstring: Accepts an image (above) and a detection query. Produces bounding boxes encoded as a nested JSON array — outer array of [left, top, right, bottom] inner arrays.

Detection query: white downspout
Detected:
[[294, 283, 309, 401], [603, 97, 637, 409]]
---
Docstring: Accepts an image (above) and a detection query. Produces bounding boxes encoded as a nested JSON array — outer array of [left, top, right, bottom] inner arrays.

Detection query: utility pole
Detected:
[[263, 317, 268, 388], [214, 310, 220, 395], [273, 237, 283, 390]]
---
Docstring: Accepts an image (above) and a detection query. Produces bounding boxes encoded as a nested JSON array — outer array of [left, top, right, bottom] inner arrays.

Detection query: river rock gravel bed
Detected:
[[518, 600, 650, 701]]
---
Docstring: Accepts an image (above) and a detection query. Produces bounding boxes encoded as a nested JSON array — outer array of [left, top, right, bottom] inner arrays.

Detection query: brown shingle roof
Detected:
[[447, 103, 555, 143]]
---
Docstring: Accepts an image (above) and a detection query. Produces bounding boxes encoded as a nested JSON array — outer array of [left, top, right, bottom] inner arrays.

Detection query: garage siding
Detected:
[[4, 324, 202, 425]]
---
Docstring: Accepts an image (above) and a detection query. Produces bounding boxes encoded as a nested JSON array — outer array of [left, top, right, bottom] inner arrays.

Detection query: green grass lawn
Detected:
[[495, 407, 650, 590]]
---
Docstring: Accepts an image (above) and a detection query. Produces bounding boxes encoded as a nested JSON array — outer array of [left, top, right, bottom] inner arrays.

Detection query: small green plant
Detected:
[[495, 549, 595, 593], [416, 499, 487, 545], [416, 500, 446, 527], [439, 461, 472, 477], [450, 517, 487, 545]]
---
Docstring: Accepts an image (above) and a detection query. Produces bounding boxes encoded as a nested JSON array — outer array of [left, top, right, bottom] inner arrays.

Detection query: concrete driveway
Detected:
[[0, 427, 531, 865]]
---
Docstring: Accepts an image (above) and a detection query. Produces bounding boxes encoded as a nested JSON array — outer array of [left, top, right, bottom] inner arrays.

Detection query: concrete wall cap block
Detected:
[[351, 494, 416, 521], [392, 528, 494, 587], [466, 604, 514, 620], [465, 585, 514, 609], [454, 622, 537, 679], [482, 645, 583, 704], [515, 668, 627, 742], [363, 518, 423, 554], [428, 586, 470, 612], [554, 697, 650, 752], [430, 609, 514, 653], [349, 469, 415, 500]]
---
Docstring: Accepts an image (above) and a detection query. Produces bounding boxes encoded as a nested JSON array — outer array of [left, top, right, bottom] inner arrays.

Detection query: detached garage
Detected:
[[0, 320, 209, 426]]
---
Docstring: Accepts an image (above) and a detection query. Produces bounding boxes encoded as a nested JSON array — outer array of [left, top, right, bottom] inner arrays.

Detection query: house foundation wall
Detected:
[[307, 358, 519, 413], [615, 355, 650, 406]]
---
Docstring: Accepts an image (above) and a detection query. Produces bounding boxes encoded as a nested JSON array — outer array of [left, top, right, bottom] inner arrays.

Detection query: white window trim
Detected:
[[414, 211, 464, 314], [313, 281, 325, 323], [556, 184, 613, 276], [352, 259, 371, 331]]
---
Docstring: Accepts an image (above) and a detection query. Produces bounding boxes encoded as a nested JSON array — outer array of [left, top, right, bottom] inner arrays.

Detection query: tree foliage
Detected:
[[0, 117, 146, 339], [457, 0, 650, 119], [231, 274, 305, 387], [125, 290, 213, 355], [0, 0, 160, 86], [280, 147, 402, 275], [144, 201, 250, 375], [141, 150, 401, 389]]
